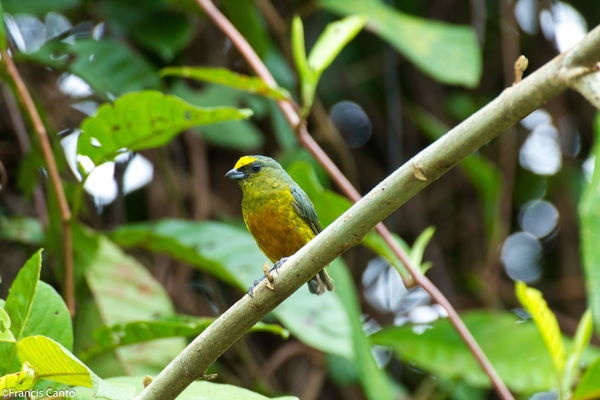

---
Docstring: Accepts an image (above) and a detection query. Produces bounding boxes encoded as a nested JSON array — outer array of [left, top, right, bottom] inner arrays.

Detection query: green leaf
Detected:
[[319, 0, 482, 87], [17, 335, 92, 387], [0, 307, 15, 342], [3, 0, 79, 15], [0, 361, 37, 395], [275, 259, 352, 358], [27, 38, 160, 97], [291, 16, 310, 87], [563, 310, 594, 399], [76, 227, 185, 376], [23, 282, 73, 351], [83, 317, 288, 360], [110, 220, 354, 358], [4, 249, 43, 342], [109, 220, 240, 287], [579, 112, 600, 335], [0, 217, 45, 245], [77, 90, 253, 167], [101, 0, 193, 61], [178, 380, 300, 400], [372, 311, 559, 394], [292, 15, 366, 115], [73, 376, 300, 400], [161, 67, 291, 100], [307, 15, 367, 75], [515, 281, 565, 378], [170, 82, 265, 150], [575, 356, 600, 400], [409, 226, 435, 272], [329, 258, 398, 400]]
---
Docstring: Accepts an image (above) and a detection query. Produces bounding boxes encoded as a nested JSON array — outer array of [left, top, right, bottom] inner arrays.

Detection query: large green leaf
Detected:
[[23, 282, 73, 351], [83, 317, 288, 360], [72, 376, 300, 400], [17, 335, 92, 387], [77, 90, 253, 167], [27, 38, 160, 97], [110, 221, 240, 286], [1, 250, 43, 374], [110, 220, 354, 358], [579, 113, 600, 334], [372, 311, 559, 394], [75, 226, 185, 376], [4, 249, 42, 341], [319, 0, 482, 87], [161, 67, 291, 100]]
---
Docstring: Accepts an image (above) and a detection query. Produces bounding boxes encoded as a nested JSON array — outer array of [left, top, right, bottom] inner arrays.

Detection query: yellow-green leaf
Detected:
[[17, 335, 93, 387], [563, 310, 594, 398], [515, 281, 565, 378], [307, 15, 367, 75], [292, 14, 366, 116], [0, 362, 37, 395], [160, 67, 291, 100]]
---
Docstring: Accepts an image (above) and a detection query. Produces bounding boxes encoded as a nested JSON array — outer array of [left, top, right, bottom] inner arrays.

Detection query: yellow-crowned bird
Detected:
[[226, 155, 334, 295]]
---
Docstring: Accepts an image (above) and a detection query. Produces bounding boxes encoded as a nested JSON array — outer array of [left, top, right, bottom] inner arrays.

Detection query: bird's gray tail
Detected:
[[307, 268, 335, 295]]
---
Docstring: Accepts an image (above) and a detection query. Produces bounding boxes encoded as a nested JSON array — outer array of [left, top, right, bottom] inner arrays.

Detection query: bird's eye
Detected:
[[251, 163, 261, 173]]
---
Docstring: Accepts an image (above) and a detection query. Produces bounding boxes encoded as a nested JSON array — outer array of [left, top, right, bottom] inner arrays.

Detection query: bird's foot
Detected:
[[247, 279, 262, 297], [247, 261, 278, 297], [271, 257, 289, 274]]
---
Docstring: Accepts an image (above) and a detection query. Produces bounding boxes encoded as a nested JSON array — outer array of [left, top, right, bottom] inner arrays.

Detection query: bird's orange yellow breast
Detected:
[[243, 199, 315, 263]]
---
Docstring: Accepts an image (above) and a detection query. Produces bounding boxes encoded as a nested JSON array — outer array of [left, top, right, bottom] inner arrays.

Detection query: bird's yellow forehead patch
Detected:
[[234, 156, 257, 169]]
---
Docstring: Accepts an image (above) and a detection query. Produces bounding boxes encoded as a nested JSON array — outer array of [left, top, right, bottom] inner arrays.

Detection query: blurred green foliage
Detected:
[[0, 0, 599, 399]]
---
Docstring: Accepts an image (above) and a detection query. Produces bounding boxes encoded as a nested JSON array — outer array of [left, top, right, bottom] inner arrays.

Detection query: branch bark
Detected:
[[135, 17, 600, 400]]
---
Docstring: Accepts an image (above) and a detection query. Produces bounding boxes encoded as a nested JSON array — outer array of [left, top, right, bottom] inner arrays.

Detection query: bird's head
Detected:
[[225, 155, 288, 191]]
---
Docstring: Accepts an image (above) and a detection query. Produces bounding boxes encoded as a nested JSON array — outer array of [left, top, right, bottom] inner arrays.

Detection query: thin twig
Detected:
[[1, 48, 75, 316], [194, 0, 512, 397]]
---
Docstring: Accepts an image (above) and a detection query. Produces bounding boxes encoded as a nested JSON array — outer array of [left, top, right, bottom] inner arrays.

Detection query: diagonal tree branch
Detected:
[[195, 0, 510, 397], [136, 6, 600, 400]]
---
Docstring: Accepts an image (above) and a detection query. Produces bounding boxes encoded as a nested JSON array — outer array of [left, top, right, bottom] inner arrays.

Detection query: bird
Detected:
[[225, 155, 335, 295]]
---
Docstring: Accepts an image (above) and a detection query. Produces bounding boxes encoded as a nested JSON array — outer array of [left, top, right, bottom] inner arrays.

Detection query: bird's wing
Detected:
[[290, 186, 322, 235]]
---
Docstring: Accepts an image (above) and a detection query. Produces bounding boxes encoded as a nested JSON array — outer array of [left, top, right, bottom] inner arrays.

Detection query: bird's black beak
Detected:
[[225, 168, 247, 180]]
